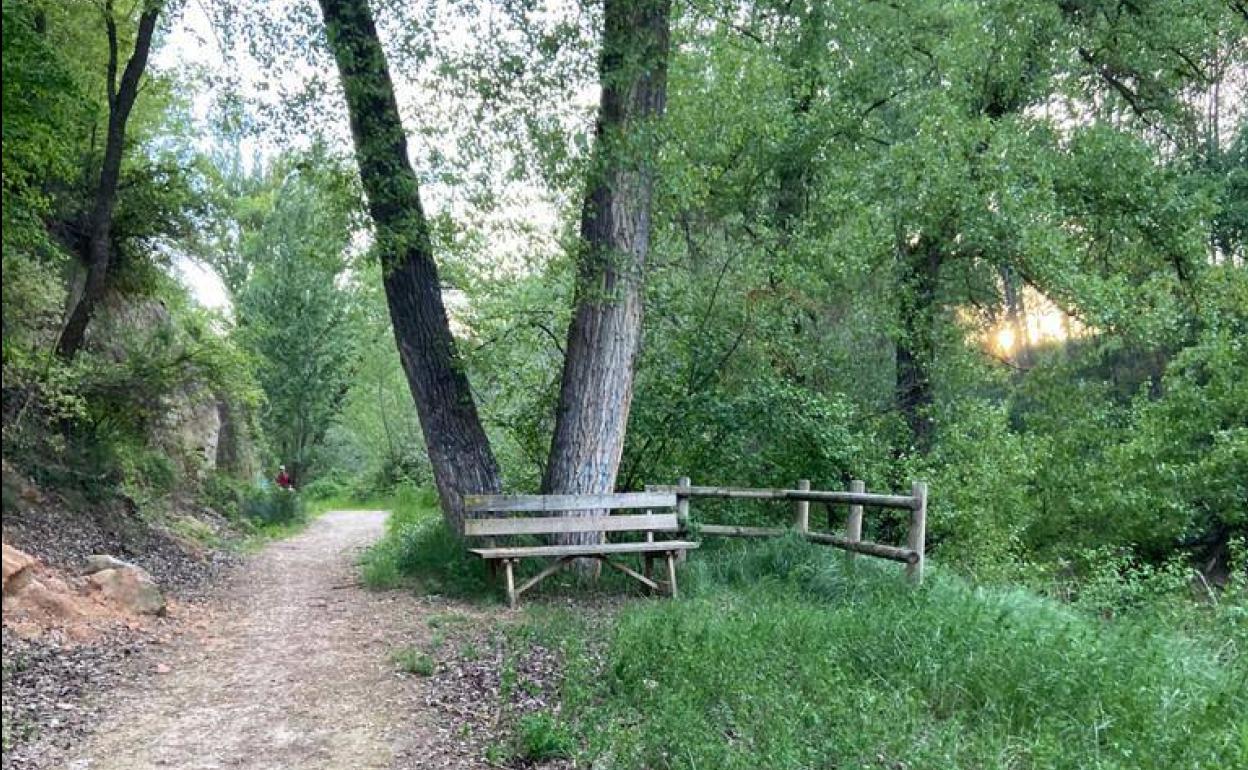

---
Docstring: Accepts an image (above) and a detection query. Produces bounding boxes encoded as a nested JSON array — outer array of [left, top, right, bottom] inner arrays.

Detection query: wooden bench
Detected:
[[463, 492, 699, 607]]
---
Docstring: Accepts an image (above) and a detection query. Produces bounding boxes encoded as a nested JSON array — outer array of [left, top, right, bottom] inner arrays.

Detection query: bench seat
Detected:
[[470, 540, 699, 560], [464, 492, 692, 606]]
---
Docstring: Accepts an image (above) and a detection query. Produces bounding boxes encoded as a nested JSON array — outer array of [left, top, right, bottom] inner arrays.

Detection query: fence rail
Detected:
[[646, 477, 928, 583]]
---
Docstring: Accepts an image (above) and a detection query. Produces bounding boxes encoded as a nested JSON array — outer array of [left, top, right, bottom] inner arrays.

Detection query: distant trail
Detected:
[[63, 511, 480, 770]]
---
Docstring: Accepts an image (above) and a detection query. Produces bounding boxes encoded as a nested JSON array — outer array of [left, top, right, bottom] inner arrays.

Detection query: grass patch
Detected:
[[391, 645, 435, 676], [509, 536, 1248, 770], [515, 712, 575, 761], [358, 484, 495, 597]]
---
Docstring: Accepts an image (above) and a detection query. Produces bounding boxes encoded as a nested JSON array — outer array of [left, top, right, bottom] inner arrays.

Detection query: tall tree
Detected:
[[56, 0, 163, 359], [316, 0, 500, 532], [231, 155, 363, 486], [541, 0, 673, 512]]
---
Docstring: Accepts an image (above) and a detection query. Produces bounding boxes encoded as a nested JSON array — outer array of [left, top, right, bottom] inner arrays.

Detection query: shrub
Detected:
[[358, 484, 492, 596], [202, 473, 246, 520], [515, 713, 575, 761], [391, 646, 434, 676], [241, 487, 306, 526], [300, 475, 351, 503]]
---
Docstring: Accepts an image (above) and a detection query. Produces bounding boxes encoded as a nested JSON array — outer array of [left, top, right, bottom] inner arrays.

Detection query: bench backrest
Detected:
[[463, 492, 678, 539]]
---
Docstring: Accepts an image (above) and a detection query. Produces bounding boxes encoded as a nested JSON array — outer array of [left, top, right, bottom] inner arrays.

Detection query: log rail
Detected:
[[647, 478, 929, 583]]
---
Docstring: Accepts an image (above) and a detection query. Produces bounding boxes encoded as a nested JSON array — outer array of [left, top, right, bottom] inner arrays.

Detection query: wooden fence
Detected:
[[646, 477, 928, 584]]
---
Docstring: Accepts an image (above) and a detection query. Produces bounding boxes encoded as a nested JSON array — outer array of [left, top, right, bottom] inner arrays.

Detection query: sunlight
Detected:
[[996, 326, 1017, 353], [980, 286, 1083, 359]]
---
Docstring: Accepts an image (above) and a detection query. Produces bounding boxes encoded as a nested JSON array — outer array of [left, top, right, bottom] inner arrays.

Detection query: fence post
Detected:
[[677, 476, 691, 562], [846, 479, 865, 561], [794, 479, 810, 532], [906, 481, 927, 584]]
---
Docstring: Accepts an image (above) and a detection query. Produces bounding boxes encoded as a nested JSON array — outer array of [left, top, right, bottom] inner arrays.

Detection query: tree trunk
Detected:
[[1000, 263, 1033, 367], [542, 0, 673, 534], [317, 0, 500, 533], [773, 1, 826, 235], [896, 236, 942, 455], [56, 2, 161, 360]]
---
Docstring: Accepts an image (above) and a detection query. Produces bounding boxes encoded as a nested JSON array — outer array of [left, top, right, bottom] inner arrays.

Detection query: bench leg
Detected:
[[666, 551, 678, 598], [643, 555, 653, 583], [504, 559, 517, 609]]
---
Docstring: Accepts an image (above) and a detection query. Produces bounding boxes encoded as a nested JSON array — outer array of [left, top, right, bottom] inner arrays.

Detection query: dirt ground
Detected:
[[58, 511, 490, 770]]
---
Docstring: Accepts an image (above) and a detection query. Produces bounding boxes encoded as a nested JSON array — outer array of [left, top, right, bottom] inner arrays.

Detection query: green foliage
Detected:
[[317, 274, 431, 496], [523, 538, 1247, 769], [359, 485, 492, 596], [390, 646, 435, 676], [514, 712, 575, 761], [225, 147, 368, 485], [240, 488, 306, 528]]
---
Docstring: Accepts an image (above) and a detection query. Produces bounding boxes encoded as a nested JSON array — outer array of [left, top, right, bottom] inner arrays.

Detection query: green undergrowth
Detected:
[[352, 490, 1247, 767], [358, 484, 495, 596], [204, 476, 336, 551], [357, 483, 687, 600], [502, 537, 1248, 770]]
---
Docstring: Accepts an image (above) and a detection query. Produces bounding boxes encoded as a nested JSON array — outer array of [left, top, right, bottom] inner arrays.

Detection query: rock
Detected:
[[82, 554, 146, 577], [20, 480, 43, 503], [87, 568, 166, 616], [3, 543, 40, 595]]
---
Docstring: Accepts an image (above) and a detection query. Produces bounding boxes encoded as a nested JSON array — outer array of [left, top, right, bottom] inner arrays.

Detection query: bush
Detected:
[[515, 713, 575, 761], [358, 484, 492, 596], [391, 646, 434, 676], [300, 475, 352, 502], [241, 487, 306, 526], [202, 473, 246, 520]]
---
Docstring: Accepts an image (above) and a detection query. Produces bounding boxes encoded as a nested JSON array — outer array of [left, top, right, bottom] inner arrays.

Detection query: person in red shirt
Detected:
[[275, 465, 294, 490]]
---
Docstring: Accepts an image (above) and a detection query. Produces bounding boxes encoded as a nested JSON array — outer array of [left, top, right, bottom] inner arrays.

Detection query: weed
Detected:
[[391, 646, 434, 676], [514, 712, 574, 761]]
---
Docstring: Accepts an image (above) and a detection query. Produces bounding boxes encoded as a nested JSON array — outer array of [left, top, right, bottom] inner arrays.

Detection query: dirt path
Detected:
[[61, 511, 483, 770]]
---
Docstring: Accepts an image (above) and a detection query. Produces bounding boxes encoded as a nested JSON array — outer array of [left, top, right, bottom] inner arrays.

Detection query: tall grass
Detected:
[[524, 537, 1248, 769], [358, 484, 493, 596]]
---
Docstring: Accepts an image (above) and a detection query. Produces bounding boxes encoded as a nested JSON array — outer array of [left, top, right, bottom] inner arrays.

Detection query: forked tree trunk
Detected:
[[318, 0, 500, 533], [542, 0, 673, 533], [56, 2, 162, 360]]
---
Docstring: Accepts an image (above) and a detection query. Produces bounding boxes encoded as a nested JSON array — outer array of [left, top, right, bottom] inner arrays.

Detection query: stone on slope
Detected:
[[82, 554, 146, 577], [86, 567, 166, 616]]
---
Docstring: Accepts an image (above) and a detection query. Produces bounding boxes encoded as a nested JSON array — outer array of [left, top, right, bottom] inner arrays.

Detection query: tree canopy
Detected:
[[1, 0, 1245, 579]]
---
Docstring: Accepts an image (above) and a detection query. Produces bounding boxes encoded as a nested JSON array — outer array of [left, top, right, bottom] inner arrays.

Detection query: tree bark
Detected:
[[1000, 263, 1033, 367], [542, 0, 673, 530], [56, 1, 161, 360], [317, 0, 500, 532], [773, 1, 826, 235], [896, 235, 942, 454]]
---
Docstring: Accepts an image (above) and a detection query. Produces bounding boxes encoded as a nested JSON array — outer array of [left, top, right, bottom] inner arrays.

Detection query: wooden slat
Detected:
[[791, 490, 916, 509], [464, 492, 676, 513], [695, 525, 919, 564], [648, 485, 916, 509], [698, 524, 786, 538], [470, 540, 699, 559], [805, 532, 920, 564], [598, 557, 662, 591], [649, 485, 791, 500], [465, 513, 678, 537], [515, 556, 577, 595]]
